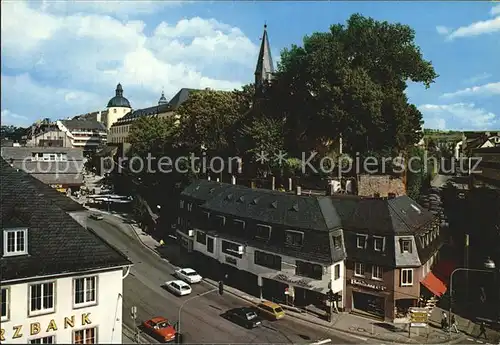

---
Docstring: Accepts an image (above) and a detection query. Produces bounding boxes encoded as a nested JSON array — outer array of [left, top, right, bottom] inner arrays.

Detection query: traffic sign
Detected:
[[131, 306, 137, 320], [409, 307, 428, 327]]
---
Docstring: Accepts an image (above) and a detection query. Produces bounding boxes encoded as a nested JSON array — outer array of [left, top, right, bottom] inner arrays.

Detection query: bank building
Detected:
[[0, 158, 132, 344]]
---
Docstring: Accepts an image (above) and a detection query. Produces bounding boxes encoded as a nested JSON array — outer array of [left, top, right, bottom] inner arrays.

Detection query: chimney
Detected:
[[271, 176, 276, 190], [231, 175, 236, 185], [296, 186, 302, 195], [288, 178, 293, 191]]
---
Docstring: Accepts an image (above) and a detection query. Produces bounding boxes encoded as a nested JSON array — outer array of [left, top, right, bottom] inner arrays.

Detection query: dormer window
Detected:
[[373, 236, 384, 251], [3, 228, 28, 257], [401, 239, 412, 253], [356, 234, 368, 249], [285, 230, 304, 247], [256, 224, 271, 241]]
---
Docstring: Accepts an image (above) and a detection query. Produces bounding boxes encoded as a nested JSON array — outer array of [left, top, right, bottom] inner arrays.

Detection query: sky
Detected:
[[1, 1, 499, 131]]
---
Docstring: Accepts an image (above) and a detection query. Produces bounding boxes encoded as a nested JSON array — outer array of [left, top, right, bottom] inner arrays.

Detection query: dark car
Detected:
[[224, 307, 262, 329]]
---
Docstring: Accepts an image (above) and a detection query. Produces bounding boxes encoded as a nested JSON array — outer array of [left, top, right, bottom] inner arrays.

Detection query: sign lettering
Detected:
[[1, 313, 91, 340], [30, 323, 40, 336], [349, 279, 387, 291]]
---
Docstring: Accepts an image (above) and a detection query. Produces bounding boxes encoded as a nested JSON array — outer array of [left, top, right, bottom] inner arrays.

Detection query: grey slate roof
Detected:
[[181, 180, 233, 203], [255, 25, 275, 84], [112, 103, 171, 126], [0, 158, 131, 282], [107, 83, 131, 108], [168, 88, 198, 109], [61, 119, 106, 131]]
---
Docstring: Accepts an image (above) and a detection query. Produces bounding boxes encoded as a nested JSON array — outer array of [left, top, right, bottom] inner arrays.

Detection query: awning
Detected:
[[433, 260, 457, 282], [421, 272, 447, 297]]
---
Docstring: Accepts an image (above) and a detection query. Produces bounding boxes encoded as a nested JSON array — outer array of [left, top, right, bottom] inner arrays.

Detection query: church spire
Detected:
[[254, 23, 274, 94]]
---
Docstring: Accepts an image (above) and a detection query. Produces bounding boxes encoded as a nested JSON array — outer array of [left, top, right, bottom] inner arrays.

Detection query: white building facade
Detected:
[[1, 268, 126, 344]]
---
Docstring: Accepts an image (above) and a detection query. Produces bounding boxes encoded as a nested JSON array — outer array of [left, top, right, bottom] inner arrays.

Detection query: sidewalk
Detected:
[[85, 206, 493, 344]]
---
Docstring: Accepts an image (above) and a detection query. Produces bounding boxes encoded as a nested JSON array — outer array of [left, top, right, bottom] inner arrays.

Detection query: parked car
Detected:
[[164, 280, 192, 296], [142, 316, 176, 342], [223, 307, 262, 329], [174, 268, 202, 284], [89, 213, 104, 220], [255, 301, 285, 320]]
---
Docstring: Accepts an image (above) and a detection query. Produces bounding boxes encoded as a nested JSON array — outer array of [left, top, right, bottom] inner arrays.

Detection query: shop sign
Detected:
[[225, 256, 237, 266], [349, 278, 387, 291], [1, 313, 91, 341], [409, 308, 428, 327], [274, 274, 314, 289]]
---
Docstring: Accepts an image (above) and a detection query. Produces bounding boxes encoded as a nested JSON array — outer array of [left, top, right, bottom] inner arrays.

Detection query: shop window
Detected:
[[401, 268, 413, 286], [206, 237, 214, 253], [196, 231, 207, 245], [73, 327, 97, 344], [222, 240, 242, 259], [356, 234, 367, 249], [295, 260, 323, 280], [334, 264, 340, 280], [354, 262, 365, 277], [285, 230, 304, 247], [372, 265, 383, 280], [373, 236, 384, 251], [254, 250, 281, 270], [255, 224, 271, 241]]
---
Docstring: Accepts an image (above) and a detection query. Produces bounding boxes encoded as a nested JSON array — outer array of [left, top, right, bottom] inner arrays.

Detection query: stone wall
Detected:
[[357, 174, 406, 197]]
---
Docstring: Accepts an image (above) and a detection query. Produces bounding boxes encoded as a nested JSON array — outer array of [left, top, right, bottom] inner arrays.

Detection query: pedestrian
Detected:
[[450, 315, 459, 333], [441, 316, 449, 331], [478, 322, 487, 339]]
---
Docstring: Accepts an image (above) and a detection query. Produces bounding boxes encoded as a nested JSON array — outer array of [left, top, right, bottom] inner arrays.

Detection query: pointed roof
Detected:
[[254, 24, 274, 85]]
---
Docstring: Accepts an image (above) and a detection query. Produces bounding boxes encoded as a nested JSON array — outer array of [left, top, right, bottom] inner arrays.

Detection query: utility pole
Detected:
[[131, 306, 138, 343]]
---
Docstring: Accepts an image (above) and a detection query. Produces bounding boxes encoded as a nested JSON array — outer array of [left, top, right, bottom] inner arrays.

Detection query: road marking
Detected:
[[310, 339, 331, 345]]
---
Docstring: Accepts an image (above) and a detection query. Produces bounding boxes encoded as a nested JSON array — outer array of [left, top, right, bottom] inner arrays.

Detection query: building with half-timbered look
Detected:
[[0, 158, 132, 344]]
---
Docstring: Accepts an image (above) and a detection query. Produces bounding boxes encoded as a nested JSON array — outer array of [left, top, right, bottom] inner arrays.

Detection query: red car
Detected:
[[142, 316, 176, 342]]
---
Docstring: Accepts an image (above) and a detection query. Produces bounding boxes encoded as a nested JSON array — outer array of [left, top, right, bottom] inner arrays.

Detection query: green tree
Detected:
[[128, 115, 179, 158], [270, 13, 437, 157]]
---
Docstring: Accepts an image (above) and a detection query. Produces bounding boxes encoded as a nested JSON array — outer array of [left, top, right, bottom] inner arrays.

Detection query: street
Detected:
[[88, 214, 359, 344]]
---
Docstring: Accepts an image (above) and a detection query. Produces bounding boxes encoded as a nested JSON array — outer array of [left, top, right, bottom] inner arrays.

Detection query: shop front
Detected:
[[346, 278, 389, 320], [176, 230, 194, 252]]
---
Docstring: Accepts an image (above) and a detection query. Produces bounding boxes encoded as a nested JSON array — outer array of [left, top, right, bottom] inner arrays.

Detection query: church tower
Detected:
[[254, 24, 275, 98]]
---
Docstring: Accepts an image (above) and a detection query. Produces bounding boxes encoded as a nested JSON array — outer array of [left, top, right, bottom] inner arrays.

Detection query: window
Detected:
[[254, 250, 281, 270], [215, 215, 226, 227], [354, 262, 365, 277], [401, 268, 413, 286], [179, 200, 184, 209], [295, 261, 323, 280], [73, 327, 97, 344], [3, 228, 28, 256], [233, 219, 245, 233], [74, 276, 97, 306], [374, 237, 384, 251], [285, 230, 304, 247], [356, 235, 367, 249], [113, 108, 117, 113], [187, 203, 193, 212], [334, 264, 340, 280], [372, 265, 383, 280], [221, 240, 242, 259], [332, 235, 342, 249], [255, 224, 271, 240], [401, 239, 412, 253], [29, 282, 55, 315], [1, 287, 8, 321], [196, 231, 207, 245], [206, 237, 214, 253], [30, 336, 55, 344]]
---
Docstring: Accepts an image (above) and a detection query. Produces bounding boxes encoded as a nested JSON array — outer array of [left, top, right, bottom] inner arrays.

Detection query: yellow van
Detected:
[[255, 301, 285, 320]]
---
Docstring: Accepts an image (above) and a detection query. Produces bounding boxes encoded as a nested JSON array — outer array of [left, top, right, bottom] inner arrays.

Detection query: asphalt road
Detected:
[[88, 214, 359, 344]]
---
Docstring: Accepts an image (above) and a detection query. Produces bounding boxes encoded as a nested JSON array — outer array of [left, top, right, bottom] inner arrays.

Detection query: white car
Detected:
[[174, 268, 203, 284], [164, 280, 192, 296]]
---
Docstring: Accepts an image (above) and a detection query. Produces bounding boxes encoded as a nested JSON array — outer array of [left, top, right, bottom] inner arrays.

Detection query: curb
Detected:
[[109, 211, 466, 345]]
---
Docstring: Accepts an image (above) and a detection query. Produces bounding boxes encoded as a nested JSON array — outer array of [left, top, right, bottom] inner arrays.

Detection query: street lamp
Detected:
[[449, 258, 497, 337]]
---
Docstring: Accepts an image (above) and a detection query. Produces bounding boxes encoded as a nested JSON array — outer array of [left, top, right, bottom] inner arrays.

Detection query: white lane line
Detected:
[[310, 339, 331, 345]]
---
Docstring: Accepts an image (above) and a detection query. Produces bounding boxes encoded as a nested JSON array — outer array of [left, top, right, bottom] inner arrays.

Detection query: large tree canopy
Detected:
[[270, 13, 438, 156]]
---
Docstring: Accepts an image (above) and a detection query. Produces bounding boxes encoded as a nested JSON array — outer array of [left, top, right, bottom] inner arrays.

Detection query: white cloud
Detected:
[[1, 1, 258, 125], [436, 26, 450, 35], [1, 109, 30, 127], [444, 16, 500, 41], [419, 103, 499, 130], [463, 73, 492, 85], [441, 82, 500, 99], [491, 4, 500, 16]]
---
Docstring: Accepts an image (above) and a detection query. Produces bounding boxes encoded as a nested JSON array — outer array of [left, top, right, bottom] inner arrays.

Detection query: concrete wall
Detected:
[[1, 269, 123, 344]]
